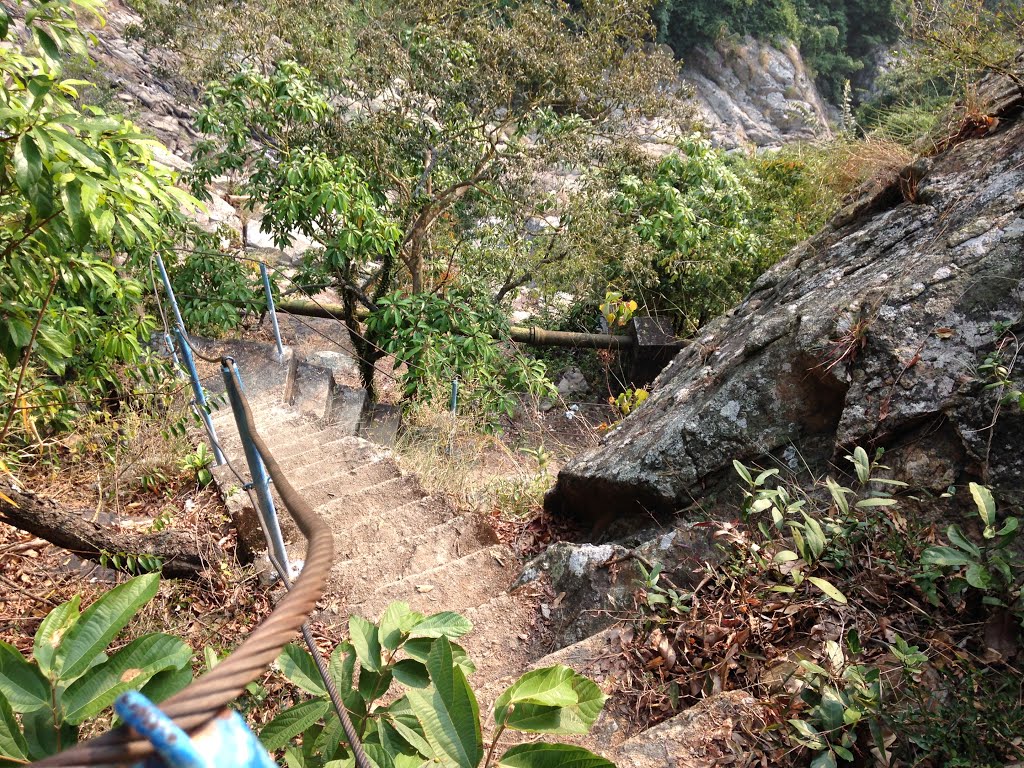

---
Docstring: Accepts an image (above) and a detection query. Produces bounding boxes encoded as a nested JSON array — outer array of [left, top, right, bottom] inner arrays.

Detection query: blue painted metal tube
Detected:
[[260, 262, 285, 363], [176, 329, 226, 466], [116, 691, 277, 768], [155, 253, 188, 338], [450, 377, 459, 413], [155, 253, 225, 465], [221, 358, 291, 573]]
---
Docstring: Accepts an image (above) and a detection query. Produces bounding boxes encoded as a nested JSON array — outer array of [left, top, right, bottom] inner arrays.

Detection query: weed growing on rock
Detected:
[[621, 448, 1023, 766]]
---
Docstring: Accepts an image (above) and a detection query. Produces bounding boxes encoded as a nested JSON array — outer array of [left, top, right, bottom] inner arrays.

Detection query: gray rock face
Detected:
[[683, 36, 832, 149], [514, 523, 724, 646], [548, 83, 1024, 526]]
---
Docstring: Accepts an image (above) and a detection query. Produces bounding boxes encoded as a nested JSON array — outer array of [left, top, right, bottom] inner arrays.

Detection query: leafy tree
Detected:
[[0, 0, 195, 449], [185, 0, 683, 401]]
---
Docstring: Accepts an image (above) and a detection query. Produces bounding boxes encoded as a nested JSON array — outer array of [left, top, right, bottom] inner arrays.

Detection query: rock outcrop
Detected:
[[682, 36, 833, 149], [548, 76, 1024, 527]]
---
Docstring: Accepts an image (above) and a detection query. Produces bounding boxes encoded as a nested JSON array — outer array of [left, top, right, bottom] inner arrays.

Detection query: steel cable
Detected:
[[33, 360, 338, 767]]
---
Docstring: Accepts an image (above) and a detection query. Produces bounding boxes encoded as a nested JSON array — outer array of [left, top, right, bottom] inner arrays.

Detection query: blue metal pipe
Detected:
[[176, 329, 226, 466], [155, 253, 226, 466], [260, 262, 285, 363], [221, 358, 291, 573]]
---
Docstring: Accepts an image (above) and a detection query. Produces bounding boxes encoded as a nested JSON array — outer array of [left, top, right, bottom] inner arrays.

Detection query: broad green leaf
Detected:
[[946, 525, 980, 558], [61, 633, 192, 724], [920, 546, 972, 568], [405, 637, 482, 768], [404, 639, 476, 676], [138, 665, 192, 704], [774, 550, 800, 563], [385, 697, 434, 758], [349, 616, 382, 672], [497, 743, 615, 768], [964, 563, 993, 590], [807, 577, 847, 605], [392, 660, 430, 689], [810, 750, 838, 768], [358, 668, 393, 704], [408, 612, 472, 640], [0, 7, 9, 40], [0, 694, 29, 761], [55, 573, 159, 683], [970, 482, 996, 528], [0, 642, 50, 713], [22, 706, 75, 761], [279, 644, 326, 697], [329, 642, 356, 693], [379, 602, 416, 650], [496, 666, 579, 712], [14, 134, 43, 197], [996, 517, 1019, 536], [495, 666, 605, 734], [260, 699, 330, 751], [732, 460, 753, 484]]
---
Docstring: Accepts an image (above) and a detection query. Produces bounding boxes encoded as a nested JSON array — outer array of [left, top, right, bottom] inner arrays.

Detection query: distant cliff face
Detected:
[[548, 72, 1024, 528], [682, 36, 833, 149]]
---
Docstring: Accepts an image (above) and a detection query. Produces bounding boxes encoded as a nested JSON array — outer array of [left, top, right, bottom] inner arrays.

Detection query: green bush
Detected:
[[0, 0, 197, 450], [0, 574, 192, 763], [365, 290, 553, 429], [264, 602, 612, 768]]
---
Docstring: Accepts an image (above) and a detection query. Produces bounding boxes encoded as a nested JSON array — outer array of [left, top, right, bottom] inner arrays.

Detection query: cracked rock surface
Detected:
[[548, 78, 1024, 527]]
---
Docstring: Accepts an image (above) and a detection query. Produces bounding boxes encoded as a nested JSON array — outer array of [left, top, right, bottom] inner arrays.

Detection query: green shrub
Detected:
[[0, 575, 192, 763], [264, 602, 612, 768]]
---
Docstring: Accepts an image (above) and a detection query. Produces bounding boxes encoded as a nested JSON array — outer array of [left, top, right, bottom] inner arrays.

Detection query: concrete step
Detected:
[[327, 496, 454, 561], [314, 476, 428, 531], [459, 592, 544, 687], [276, 436, 386, 473], [261, 427, 369, 461], [328, 512, 496, 590], [346, 544, 517, 619], [291, 458, 402, 508]]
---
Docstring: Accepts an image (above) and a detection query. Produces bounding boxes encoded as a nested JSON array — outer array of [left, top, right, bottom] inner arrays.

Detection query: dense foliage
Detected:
[[653, 0, 900, 102], [0, 0, 195, 450]]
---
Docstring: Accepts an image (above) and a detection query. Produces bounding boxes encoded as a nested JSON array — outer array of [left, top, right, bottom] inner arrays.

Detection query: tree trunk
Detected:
[[0, 482, 219, 579]]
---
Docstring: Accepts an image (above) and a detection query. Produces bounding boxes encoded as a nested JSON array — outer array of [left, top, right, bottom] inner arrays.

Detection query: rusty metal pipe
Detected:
[[275, 299, 635, 349]]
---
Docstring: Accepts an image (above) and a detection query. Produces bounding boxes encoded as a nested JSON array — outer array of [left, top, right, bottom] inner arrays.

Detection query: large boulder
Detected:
[[548, 79, 1024, 528]]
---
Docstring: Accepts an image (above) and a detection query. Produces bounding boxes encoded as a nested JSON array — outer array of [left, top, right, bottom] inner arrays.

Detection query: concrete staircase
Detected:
[[205, 343, 741, 765]]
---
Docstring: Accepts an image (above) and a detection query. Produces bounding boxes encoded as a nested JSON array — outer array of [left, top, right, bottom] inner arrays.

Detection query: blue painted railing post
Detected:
[[155, 253, 225, 466], [221, 358, 291, 574], [260, 262, 285, 363]]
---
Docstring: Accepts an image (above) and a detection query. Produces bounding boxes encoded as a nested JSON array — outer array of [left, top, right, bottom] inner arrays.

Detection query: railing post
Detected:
[[176, 329, 226, 466], [155, 253, 225, 466], [221, 358, 291, 574], [260, 262, 285, 363]]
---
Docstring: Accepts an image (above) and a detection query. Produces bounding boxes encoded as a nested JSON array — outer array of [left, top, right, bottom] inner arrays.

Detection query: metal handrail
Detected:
[[155, 253, 225, 466], [35, 361, 337, 767]]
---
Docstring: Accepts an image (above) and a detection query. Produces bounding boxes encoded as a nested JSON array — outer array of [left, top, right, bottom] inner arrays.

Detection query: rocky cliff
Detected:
[[547, 73, 1024, 529], [683, 36, 833, 149]]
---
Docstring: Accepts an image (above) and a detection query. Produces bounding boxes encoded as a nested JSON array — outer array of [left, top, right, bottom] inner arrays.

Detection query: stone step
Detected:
[[260, 427, 368, 461], [276, 436, 387, 474], [288, 456, 402, 507], [328, 512, 496, 592], [459, 592, 543, 688], [346, 544, 517, 619], [314, 476, 428, 531], [326, 497, 454, 561]]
